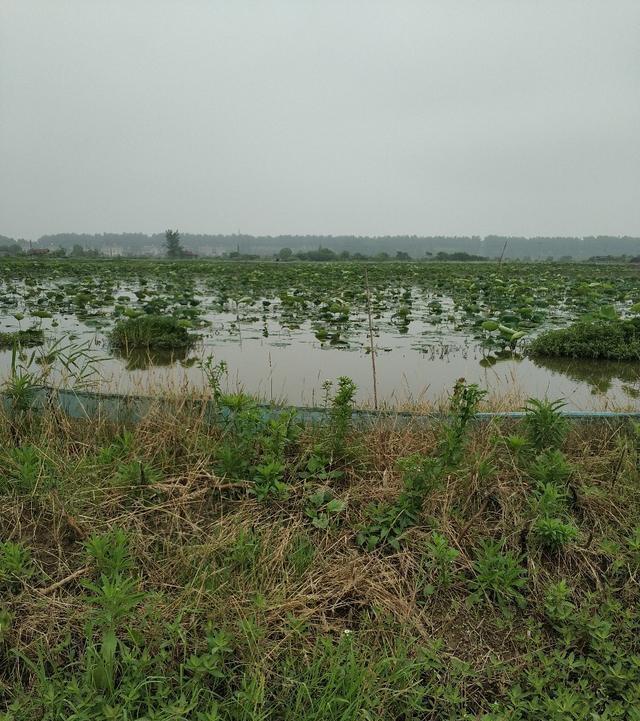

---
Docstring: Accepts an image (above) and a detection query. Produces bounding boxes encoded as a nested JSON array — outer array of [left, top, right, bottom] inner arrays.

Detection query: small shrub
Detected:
[[110, 315, 195, 350]]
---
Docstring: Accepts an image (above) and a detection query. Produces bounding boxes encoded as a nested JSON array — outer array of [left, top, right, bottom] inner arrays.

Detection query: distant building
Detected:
[[27, 248, 49, 255]]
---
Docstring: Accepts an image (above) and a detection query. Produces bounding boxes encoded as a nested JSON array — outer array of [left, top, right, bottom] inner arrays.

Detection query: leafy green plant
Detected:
[[531, 517, 578, 551], [533, 481, 569, 517], [302, 450, 343, 481], [1, 445, 44, 493], [325, 376, 357, 463], [184, 627, 233, 680], [0, 541, 33, 591], [529, 449, 572, 487], [504, 434, 529, 456], [468, 539, 527, 610], [252, 459, 288, 501], [112, 460, 160, 487], [543, 580, 576, 626], [85, 528, 133, 578], [438, 381, 487, 466], [200, 355, 227, 403], [522, 398, 568, 451], [228, 529, 262, 570], [0, 607, 11, 643], [422, 532, 461, 595], [305, 488, 347, 529], [84, 573, 145, 627], [358, 382, 485, 551], [97, 429, 136, 464], [357, 454, 440, 550]]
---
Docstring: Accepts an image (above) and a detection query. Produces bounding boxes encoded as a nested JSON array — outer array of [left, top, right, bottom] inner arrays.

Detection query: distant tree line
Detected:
[[29, 232, 640, 260], [5, 231, 640, 260], [275, 248, 487, 262]]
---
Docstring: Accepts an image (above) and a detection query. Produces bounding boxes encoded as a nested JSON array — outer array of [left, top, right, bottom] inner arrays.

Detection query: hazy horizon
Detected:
[[2, 1, 639, 241]]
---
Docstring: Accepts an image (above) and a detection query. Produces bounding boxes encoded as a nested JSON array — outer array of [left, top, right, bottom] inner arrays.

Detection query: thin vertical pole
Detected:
[[498, 239, 508, 265], [364, 267, 379, 410]]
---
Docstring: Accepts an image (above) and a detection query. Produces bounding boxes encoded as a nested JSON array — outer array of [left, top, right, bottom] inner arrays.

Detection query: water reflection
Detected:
[[531, 356, 640, 395], [479, 350, 523, 368], [113, 346, 195, 371]]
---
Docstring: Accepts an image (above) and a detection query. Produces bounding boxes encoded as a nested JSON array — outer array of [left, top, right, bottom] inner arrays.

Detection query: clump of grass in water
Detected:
[[110, 314, 196, 351], [0, 328, 44, 349]]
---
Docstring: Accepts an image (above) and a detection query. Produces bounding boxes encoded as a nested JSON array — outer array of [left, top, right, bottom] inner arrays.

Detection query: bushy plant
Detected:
[[328, 376, 357, 453], [1, 445, 44, 493], [529, 449, 572, 487], [543, 580, 576, 625]]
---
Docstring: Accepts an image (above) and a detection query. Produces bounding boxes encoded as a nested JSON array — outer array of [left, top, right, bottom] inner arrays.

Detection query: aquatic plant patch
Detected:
[[0, 328, 44, 348], [109, 314, 196, 350]]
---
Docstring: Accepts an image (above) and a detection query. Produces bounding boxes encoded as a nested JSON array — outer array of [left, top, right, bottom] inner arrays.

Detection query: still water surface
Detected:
[[1, 308, 638, 410]]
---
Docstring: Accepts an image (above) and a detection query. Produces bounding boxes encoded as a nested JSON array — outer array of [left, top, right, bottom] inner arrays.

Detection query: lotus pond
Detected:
[[0, 258, 639, 408]]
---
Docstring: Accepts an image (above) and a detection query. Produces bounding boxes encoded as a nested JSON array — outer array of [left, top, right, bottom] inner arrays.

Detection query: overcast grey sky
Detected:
[[1, 1, 639, 240]]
